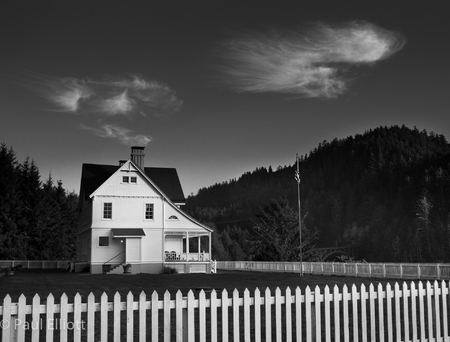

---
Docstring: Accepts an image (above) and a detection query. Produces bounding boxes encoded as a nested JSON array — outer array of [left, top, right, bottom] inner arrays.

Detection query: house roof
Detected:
[[80, 163, 185, 203]]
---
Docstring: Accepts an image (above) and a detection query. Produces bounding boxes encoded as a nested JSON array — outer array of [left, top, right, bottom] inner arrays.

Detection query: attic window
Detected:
[[130, 176, 137, 183], [168, 215, 179, 220], [123, 176, 129, 183]]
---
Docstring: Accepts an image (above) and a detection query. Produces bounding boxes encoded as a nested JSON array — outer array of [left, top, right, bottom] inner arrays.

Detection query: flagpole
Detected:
[[296, 154, 303, 277]]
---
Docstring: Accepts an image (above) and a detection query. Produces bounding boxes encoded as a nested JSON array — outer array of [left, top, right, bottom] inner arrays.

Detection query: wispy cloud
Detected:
[[80, 124, 152, 146], [14, 71, 182, 146], [217, 21, 405, 98], [37, 74, 183, 116]]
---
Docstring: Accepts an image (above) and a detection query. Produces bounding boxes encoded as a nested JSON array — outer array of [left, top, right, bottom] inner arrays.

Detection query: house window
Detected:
[[123, 176, 129, 183], [145, 203, 154, 220], [103, 203, 112, 219], [168, 215, 178, 220], [130, 176, 137, 183], [99, 236, 109, 246]]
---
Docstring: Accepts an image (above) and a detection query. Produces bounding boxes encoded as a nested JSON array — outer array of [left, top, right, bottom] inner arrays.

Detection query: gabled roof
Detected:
[[79, 163, 185, 203]]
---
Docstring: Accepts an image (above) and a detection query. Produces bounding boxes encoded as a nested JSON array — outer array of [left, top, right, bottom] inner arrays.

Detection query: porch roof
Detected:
[[112, 228, 145, 238]]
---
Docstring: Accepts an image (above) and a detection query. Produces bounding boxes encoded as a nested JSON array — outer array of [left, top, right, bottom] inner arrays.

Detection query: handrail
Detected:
[[102, 251, 125, 266]]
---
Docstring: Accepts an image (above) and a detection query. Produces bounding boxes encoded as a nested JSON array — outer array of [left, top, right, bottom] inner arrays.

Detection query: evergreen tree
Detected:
[[250, 197, 319, 261]]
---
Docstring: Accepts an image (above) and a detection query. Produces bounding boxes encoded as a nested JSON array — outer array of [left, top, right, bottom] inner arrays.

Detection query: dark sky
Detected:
[[1, 1, 449, 196]]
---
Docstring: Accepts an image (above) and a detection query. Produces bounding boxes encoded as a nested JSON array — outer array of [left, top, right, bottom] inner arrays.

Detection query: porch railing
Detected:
[[164, 252, 210, 262]]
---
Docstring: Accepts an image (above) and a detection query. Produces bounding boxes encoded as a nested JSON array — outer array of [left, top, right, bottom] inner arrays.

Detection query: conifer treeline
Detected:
[[186, 126, 450, 263], [0, 143, 78, 260]]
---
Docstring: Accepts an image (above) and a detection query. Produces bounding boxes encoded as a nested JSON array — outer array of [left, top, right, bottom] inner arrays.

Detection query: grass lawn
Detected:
[[0, 268, 417, 302]]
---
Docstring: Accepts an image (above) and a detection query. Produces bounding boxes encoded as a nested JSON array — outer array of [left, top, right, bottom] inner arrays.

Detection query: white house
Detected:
[[77, 146, 213, 274]]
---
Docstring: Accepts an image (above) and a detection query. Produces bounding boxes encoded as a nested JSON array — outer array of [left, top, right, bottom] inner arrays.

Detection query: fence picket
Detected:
[[418, 282, 425, 341], [402, 282, 410, 342], [151, 291, 158, 342], [127, 292, 134, 342], [187, 291, 195, 342], [314, 286, 321, 342], [254, 288, 261, 342], [305, 286, 312, 342], [433, 280, 441, 341], [16, 295, 26, 342], [264, 287, 272, 342], [275, 288, 282, 342], [233, 289, 240, 342], [73, 293, 82, 342], [87, 293, 95, 342], [243, 289, 251, 342], [360, 284, 367, 342], [199, 290, 206, 342], [210, 290, 217, 342], [386, 283, 394, 342], [221, 289, 229, 342], [426, 282, 434, 342], [139, 291, 146, 342], [442, 280, 449, 340], [333, 285, 340, 342], [295, 287, 302, 342], [1, 295, 12, 342], [60, 293, 68, 342], [410, 282, 418, 341], [163, 291, 170, 342], [31, 294, 40, 342], [394, 283, 401, 342], [376, 283, 384, 342], [100, 292, 108, 342], [114, 292, 121, 342], [285, 287, 292, 342], [368, 284, 375, 342], [342, 285, 350, 342], [324, 286, 331, 342]]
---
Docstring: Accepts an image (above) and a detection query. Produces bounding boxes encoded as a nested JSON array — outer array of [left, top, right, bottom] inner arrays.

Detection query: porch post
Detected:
[[198, 236, 201, 260], [186, 231, 189, 260], [209, 232, 212, 261]]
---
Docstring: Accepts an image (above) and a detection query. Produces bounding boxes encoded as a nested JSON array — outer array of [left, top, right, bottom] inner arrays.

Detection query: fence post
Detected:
[[383, 264, 386, 278], [417, 264, 421, 280], [437, 264, 440, 280], [400, 264, 403, 279]]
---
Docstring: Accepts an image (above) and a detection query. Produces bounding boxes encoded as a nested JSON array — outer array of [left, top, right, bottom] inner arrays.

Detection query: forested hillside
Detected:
[[185, 126, 450, 263], [0, 143, 78, 260]]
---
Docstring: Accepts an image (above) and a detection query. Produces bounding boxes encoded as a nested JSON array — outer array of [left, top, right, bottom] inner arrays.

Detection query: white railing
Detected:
[[164, 253, 211, 262], [217, 261, 450, 280], [0, 260, 69, 270], [0, 281, 449, 341]]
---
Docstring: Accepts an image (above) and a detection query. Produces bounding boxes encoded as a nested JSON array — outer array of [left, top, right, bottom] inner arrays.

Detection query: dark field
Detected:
[[0, 268, 415, 302]]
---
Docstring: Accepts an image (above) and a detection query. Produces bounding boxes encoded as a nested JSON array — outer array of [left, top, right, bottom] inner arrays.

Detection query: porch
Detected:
[[163, 230, 213, 273]]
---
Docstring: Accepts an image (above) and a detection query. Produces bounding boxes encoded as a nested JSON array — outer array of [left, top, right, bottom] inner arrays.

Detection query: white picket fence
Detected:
[[1, 281, 449, 342], [217, 261, 450, 280]]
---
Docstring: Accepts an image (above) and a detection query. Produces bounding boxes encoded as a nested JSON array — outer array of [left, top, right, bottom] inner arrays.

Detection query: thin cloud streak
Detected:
[[12, 71, 182, 145], [218, 21, 405, 98], [80, 124, 152, 146], [39, 74, 183, 116]]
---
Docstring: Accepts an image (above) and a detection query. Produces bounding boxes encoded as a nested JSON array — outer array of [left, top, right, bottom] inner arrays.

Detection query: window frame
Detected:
[[145, 203, 154, 220], [103, 202, 112, 220], [99, 236, 109, 247]]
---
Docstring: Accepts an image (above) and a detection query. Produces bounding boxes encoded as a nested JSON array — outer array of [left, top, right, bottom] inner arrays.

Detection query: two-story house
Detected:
[[77, 146, 213, 274]]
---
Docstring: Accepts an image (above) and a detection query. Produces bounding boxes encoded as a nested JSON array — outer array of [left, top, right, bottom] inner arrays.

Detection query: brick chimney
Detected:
[[130, 146, 145, 170]]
